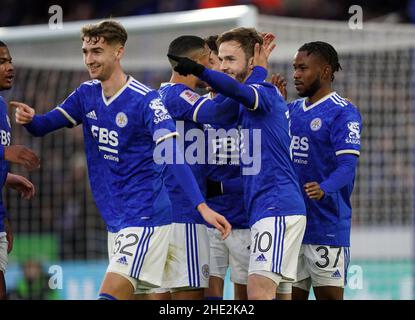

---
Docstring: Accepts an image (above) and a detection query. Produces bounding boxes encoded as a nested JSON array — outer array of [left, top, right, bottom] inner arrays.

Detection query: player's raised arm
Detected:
[[9, 88, 83, 137], [168, 47, 270, 112]]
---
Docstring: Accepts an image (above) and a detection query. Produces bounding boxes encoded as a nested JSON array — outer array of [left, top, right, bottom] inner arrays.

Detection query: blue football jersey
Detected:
[[158, 83, 207, 224], [204, 118, 249, 229], [0, 96, 11, 233], [239, 82, 306, 226], [288, 92, 362, 246], [55, 77, 177, 232]]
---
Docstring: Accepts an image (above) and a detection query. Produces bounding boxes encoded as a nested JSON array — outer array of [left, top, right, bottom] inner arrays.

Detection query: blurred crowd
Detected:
[[1, 0, 415, 27]]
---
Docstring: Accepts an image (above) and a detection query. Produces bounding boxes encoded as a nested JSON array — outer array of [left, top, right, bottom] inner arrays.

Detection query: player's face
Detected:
[[82, 37, 123, 81], [0, 46, 14, 90], [293, 51, 323, 98], [194, 45, 211, 88], [208, 51, 221, 71], [218, 40, 250, 83]]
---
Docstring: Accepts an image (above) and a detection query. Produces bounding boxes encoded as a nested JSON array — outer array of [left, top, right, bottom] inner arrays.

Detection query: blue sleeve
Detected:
[[320, 154, 359, 194], [23, 87, 84, 137], [0, 145, 4, 160], [199, 68, 259, 109], [54, 88, 84, 126], [166, 85, 239, 126], [143, 91, 179, 144], [24, 110, 73, 137], [330, 105, 362, 157], [161, 137, 205, 208], [245, 66, 268, 84]]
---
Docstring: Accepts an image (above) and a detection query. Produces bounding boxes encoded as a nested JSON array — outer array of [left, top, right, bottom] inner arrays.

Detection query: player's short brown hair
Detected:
[[81, 20, 127, 46], [217, 27, 263, 60]]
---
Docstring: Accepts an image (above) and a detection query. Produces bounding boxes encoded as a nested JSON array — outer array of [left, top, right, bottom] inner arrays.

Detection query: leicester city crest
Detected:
[[310, 117, 322, 131], [116, 112, 128, 128]]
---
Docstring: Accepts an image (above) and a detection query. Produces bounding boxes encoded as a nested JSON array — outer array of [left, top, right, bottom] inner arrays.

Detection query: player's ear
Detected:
[[322, 65, 331, 81], [116, 46, 125, 60], [248, 56, 254, 70]]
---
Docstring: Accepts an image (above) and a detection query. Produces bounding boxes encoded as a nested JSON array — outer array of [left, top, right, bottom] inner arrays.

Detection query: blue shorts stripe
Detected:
[[129, 227, 148, 278], [271, 217, 278, 273], [136, 227, 154, 277], [189, 224, 197, 287], [193, 224, 200, 287], [275, 217, 283, 274], [278, 217, 286, 273], [133, 227, 152, 278], [185, 224, 193, 287]]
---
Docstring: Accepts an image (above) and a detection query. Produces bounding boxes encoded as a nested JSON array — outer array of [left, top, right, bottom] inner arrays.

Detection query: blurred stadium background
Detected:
[[0, 0, 414, 299]]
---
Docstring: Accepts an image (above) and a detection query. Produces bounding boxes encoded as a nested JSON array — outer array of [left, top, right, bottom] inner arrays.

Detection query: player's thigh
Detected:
[[228, 228, 250, 286], [106, 225, 171, 294], [292, 244, 312, 297], [205, 276, 224, 298], [233, 283, 247, 300], [162, 223, 210, 290], [304, 245, 350, 292], [249, 215, 306, 284], [207, 227, 229, 281], [276, 281, 292, 300]]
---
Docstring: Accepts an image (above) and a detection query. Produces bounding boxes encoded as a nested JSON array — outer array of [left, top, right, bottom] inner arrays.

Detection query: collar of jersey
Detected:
[[101, 76, 133, 106], [302, 91, 336, 112]]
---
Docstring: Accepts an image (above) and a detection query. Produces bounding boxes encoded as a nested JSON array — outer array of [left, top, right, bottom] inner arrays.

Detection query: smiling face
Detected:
[[218, 40, 251, 83], [293, 50, 328, 98], [82, 37, 124, 81], [0, 46, 15, 90]]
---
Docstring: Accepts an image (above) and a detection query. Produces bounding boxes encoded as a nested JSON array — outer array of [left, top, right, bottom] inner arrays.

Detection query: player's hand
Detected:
[[6, 173, 36, 200], [197, 202, 231, 240], [253, 43, 268, 70], [304, 182, 325, 200], [9, 101, 35, 124], [4, 218, 13, 254], [271, 73, 287, 100], [4, 145, 40, 171], [167, 54, 205, 77], [261, 32, 277, 58]]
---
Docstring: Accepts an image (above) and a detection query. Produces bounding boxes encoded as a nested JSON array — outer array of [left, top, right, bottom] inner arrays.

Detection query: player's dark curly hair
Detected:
[[167, 35, 207, 66], [205, 35, 218, 55], [298, 41, 342, 81]]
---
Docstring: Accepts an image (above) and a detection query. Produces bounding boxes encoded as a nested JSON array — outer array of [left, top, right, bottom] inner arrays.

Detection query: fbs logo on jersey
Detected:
[[310, 117, 322, 131], [116, 112, 128, 128], [179, 89, 200, 106], [149, 98, 171, 124], [86, 110, 98, 120], [346, 121, 361, 144], [255, 254, 267, 262], [116, 256, 128, 266]]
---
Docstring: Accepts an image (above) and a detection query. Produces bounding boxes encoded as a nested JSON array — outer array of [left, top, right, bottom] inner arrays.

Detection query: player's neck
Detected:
[[170, 72, 197, 90], [101, 69, 128, 98], [307, 86, 333, 105]]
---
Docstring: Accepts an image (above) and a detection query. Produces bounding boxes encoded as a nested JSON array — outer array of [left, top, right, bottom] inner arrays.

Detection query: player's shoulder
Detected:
[[78, 79, 101, 90], [160, 82, 203, 106], [287, 98, 305, 111], [0, 95, 5, 106], [329, 92, 361, 118], [127, 77, 155, 97]]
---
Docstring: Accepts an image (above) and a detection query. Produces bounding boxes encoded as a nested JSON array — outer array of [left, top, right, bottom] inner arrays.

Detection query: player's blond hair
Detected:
[[217, 27, 263, 60], [81, 20, 127, 46]]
